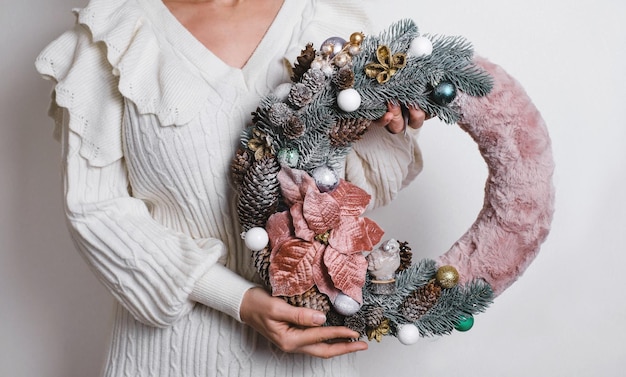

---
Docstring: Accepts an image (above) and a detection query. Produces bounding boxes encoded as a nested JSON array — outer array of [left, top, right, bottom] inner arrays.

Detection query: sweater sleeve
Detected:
[[41, 20, 255, 327], [61, 113, 254, 326], [345, 126, 423, 210]]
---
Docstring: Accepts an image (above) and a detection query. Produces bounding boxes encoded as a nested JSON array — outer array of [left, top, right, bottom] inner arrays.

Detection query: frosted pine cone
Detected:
[[288, 83, 313, 108], [400, 280, 442, 322], [237, 156, 280, 230], [329, 118, 371, 147], [302, 68, 327, 93], [268, 102, 293, 128], [252, 246, 271, 286]]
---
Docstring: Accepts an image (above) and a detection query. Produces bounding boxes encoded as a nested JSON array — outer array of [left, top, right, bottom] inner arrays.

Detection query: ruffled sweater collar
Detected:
[[36, 0, 371, 166], [77, 0, 309, 126]]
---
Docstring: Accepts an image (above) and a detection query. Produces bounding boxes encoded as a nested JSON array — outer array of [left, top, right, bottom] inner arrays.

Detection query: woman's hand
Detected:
[[373, 103, 429, 134], [240, 287, 368, 358]]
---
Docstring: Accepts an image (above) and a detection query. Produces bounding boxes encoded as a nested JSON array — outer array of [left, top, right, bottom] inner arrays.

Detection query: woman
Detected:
[[36, 0, 426, 375]]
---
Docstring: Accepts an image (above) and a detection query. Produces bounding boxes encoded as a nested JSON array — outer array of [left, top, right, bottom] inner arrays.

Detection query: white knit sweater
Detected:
[[36, 0, 423, 376]]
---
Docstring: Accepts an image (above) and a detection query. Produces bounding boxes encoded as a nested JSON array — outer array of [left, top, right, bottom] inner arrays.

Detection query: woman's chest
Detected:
[[121, 96, 248, 201]]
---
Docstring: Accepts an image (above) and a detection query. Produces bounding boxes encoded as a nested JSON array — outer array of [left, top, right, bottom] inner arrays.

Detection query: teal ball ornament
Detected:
[[431, 81, 457, 105], [455, 314, 474, 332]]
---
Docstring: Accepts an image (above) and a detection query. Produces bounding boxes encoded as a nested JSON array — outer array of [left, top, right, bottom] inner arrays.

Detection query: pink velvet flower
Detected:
[[265, 167, 384, 303]]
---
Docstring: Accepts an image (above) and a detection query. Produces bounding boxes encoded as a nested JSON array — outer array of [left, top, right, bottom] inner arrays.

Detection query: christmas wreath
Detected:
[[231, 19, 554, 344]]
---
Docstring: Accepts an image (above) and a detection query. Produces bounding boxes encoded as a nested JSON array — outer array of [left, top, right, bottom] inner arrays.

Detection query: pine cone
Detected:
[[397, 241, 413, 272], [325, 310, 345, 327], [329, 118, 371, 147], [288, 83, 313, 108], [268, 102, 293, 128], [344, 314, 366, 336], [284, 115, 306, 139], [363, 306, 385, 328], [231, 148, 252, 188], [333, 66, 355, 90], [247, 128, 275, 161], [237, 156, 280, 230], [284, 286, 331, 313], [251, 107, 262, 124], [400, 280, 442, 322], [302, 68, 327, 93], [292, 43, 316, 82], [252, 246, 271, 286]]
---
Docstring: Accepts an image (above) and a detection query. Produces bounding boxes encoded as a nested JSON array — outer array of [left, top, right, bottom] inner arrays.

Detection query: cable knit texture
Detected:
[[36, 0, 423, 376]]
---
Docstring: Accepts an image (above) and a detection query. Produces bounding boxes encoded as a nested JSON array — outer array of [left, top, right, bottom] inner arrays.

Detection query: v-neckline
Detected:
[[148, 0, 300, 87]]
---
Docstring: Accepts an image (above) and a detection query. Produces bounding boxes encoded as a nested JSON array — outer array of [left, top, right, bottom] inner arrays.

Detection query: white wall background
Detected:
[[1, 0, 624, 376]]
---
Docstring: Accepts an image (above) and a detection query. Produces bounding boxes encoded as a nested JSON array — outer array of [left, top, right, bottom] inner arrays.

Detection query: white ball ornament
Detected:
[[409, 36, 433, 57], [397, 324, 421, 345], [273, 83, 293, 101], [333, 293, 361, 316], [243, 227, 269, 251], [337, 88, 361, 112], [310, 58, 323, 70]]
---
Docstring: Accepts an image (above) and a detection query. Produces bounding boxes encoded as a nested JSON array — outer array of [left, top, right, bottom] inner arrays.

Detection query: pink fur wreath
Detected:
[[439, 57, 554, 296], [232, 20, 554, 342]]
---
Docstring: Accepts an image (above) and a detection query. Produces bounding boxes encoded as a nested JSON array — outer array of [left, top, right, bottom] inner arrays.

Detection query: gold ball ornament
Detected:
[[436, 265, 460, 288], [349, 32, 365, 45]]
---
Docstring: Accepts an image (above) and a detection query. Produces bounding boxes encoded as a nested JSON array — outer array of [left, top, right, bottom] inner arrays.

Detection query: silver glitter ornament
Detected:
[[311, 165, 339, 192], [320, 37, 346, 58]]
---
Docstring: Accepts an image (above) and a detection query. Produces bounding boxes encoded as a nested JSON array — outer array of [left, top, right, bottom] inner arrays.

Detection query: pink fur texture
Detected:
[[437, 57, 555, 297]]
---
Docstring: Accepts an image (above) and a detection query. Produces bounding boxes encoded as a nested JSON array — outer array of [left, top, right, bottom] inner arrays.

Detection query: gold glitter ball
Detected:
[[436, 265, 459, 289]]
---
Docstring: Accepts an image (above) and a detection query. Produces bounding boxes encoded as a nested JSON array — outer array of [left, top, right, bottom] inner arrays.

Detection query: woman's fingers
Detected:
[[272, 324, 366, 355], [405, 105, 427, 129], [240, 287, 368, 358], [297, 336, 368, 359], [372, 103, 429, 133]]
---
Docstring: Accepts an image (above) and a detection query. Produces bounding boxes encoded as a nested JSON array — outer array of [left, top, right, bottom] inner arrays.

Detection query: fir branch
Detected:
[[415, 279, 493, 337]]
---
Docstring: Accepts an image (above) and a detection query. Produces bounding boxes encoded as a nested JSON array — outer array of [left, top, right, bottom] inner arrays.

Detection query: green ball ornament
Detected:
[[455, 314, 474, 332], [277, 148, 299, 167]]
